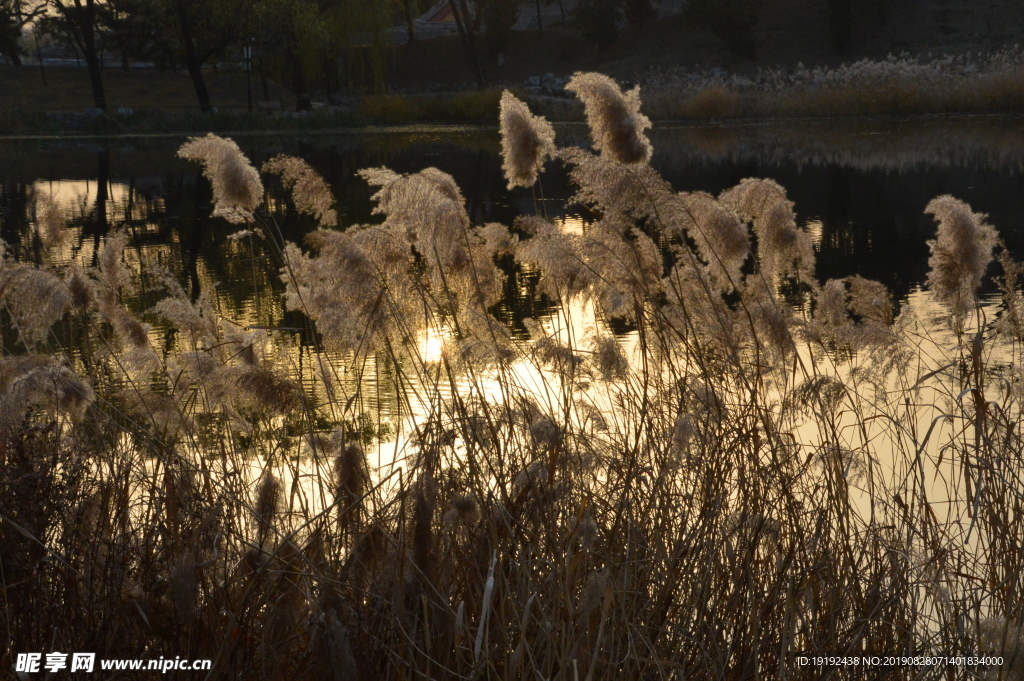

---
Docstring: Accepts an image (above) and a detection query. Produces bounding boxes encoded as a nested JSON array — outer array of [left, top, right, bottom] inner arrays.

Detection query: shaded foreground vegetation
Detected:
[[3, 73, 1024, 680]]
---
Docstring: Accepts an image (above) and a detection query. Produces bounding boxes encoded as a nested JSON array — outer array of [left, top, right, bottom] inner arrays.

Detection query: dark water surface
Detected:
[[2, 117, 1023, 336]]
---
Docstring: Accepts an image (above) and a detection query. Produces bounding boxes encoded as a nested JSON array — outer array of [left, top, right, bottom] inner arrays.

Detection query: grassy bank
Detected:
[[641, 53, 1024, 121], [0, 90, 508, 135], [6, 51, 1024, 135]]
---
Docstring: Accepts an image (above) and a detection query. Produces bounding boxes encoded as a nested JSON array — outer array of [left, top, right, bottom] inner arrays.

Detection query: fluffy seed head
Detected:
[[719, 178, 815, 282], [579, 569, 610, 619], [324, 612, 359, 681], [66, 267, 94, 310], [816, 278, 850, 329], [254, 474, 282, 536], [35, 192, 68, 255], [978, 618, 1024, 674], [233, 367, 302, 415], [924, 196, 998, 318], [0, 358, 94, 427], [335, 441, 369, 509], [443, 493, 481, 528], [681, 191, 750, 292], [178, 134, 263, 224], [499, 91, 556, 189], [0, 267, 72, 347], [566, 72, 652, 164], [593, 335, 628, 381], [262, 155, 338, 227], [578, 510, 598, 550], [847, 275, 894, 325], [742, 277, 796, 359]]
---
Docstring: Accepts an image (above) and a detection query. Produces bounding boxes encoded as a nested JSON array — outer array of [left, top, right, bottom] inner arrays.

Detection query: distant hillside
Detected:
[[386, 0, 1024, 90]]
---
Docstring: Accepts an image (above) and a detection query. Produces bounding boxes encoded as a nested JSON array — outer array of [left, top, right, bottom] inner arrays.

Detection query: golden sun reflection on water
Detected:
[[20, 179, 1024, 570]]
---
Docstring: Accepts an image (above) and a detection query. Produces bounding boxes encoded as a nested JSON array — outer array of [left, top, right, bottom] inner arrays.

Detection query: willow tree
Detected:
[[314, 0, 391, 95], [250, 0, 324, 109]]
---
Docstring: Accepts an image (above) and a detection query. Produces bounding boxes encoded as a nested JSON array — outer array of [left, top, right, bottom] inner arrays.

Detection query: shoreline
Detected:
[[2, 109, 1024, 141]]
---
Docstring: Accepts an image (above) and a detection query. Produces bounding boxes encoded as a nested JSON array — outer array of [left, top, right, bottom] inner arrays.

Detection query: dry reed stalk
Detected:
[[2, 74, 1022, 681]]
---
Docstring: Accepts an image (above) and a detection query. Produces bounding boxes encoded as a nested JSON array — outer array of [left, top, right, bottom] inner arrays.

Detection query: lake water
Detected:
[[2, 117, 1023, 434]]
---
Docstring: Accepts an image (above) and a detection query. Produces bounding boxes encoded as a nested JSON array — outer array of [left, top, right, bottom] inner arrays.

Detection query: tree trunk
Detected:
[[458, 0, 483, 76], [83, 48, 105, 107], [258, 58, 270, 98], [35, 38, 46, 85], [447, 0, 483, 88], [535, 0, 543, 36], [10, 0, 23, 65], [174, 0, 214, 112], [471, 0, 482, 31], [71, 0, 106, 109], [289, 49, 311, 111], [403, 0, 416, 44], [120, 39, 130, 71]]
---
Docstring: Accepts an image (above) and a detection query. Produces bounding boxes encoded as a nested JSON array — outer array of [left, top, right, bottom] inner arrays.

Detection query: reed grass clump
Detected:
[[639, 50, 1024, 120], [3, 83, 1024, 681]]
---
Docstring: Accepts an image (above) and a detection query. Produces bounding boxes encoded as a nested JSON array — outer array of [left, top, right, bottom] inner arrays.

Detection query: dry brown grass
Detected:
[[358, 90, 503, 124], [3, 83, 1024, 681], [640, 63, 1024, 121]]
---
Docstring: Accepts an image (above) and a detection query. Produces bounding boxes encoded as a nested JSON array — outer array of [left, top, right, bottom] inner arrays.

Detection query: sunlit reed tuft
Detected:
[[4, 80, 1023, 681], [719, 178, 815, 282], [178, 134, 264, 224], [566, 71, 652, 164], [35, 192, 68, 255], [924, 195, 998, 319], [499, 90, 556, 189], [263, 155, 338, 227]]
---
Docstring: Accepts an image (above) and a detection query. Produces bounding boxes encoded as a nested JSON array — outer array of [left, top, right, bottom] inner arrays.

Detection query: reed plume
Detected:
[[980, 620, 1024, 679], [680, 190, 750, 292], [515, 216, 593, 301], [847, 274, 894, 326], [254, 474, 282, 543], [719, 178, 815, 281], [566, 72, 652, 164], [924, 195, 998, 319], [499, 91, 556, 189], [0, 358, 93, 427], [742, 276, 797, 359], [995, 247, 1024, 341], [178, 134, 263, 224], [0, 266, 72, 347], [232, 366, 302, 416], [66, 267, 94, 310], [582, 219, 663, 318], [559, 147, 673, 222], [335, 439, 368, 524], [95, 230, 133, 305], [6, 74, 1023, 681], [35, 192, 68, 255], [592, 335, 628, 381], [263, 155, 338, 227], [443, 494, 481, 528]]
